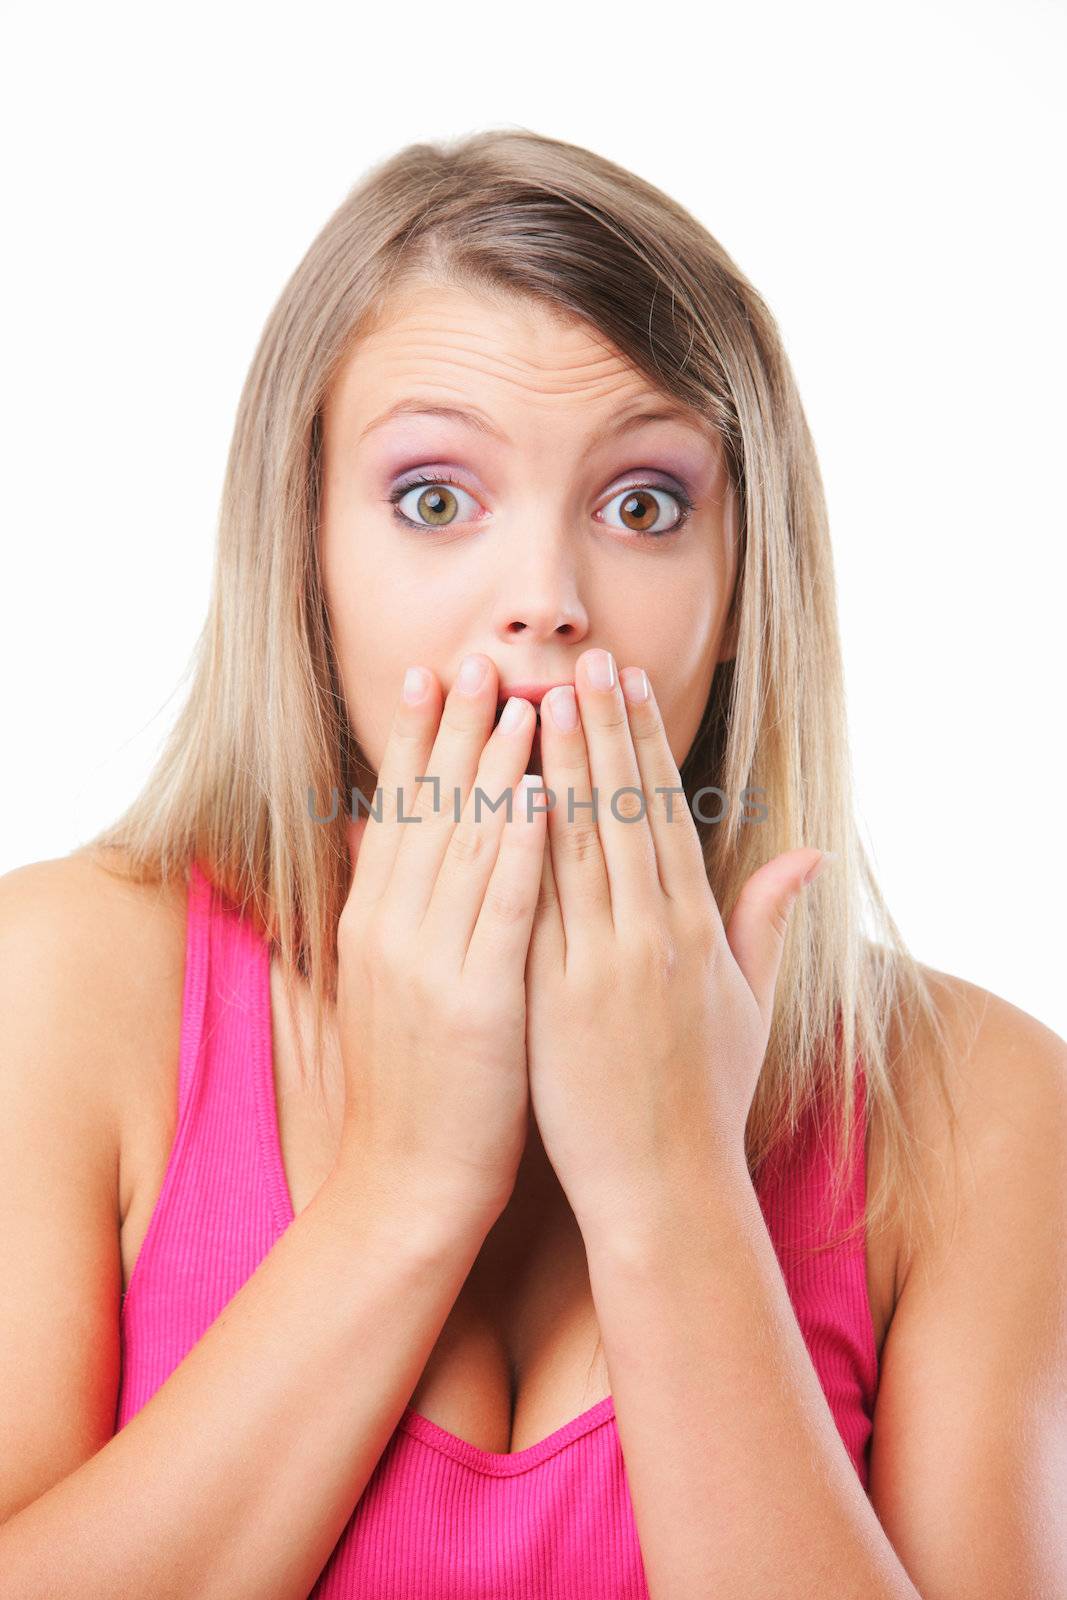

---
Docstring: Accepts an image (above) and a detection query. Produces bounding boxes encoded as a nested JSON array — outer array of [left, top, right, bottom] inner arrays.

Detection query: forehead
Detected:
[[328, 281, 715, 447], [352, 280, 625, 375]]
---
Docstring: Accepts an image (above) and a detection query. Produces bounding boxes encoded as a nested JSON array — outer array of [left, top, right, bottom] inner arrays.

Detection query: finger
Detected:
[[725, 850, 825, 1031], [346, 813, 369, 898], [618, 665, 712, 916], [464, 771, 548, 976], [388, 653, 509, 930], [574, 649, 661, 926], [526, 825, 565, 982], [344, 664, 444, 920], [422, 693, 540, 958], [536, 679, 613, 937], [548, 648, 660, 933]]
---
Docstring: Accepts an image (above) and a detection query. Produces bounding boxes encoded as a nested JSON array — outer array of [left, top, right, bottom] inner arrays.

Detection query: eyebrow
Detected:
[[356, 397, 712, 448]]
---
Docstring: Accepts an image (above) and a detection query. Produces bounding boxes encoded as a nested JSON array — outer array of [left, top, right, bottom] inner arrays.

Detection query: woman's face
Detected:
[[319, 282, 737, 794]]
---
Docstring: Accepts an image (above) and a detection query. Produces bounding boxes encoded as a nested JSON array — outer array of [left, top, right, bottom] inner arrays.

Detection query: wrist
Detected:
[[320, 1159, 498, 1263], [578, 1150, 757, 1265]]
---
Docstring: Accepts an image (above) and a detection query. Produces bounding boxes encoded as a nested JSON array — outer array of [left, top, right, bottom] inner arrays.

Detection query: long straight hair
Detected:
[[84, 127, 965, 1266]]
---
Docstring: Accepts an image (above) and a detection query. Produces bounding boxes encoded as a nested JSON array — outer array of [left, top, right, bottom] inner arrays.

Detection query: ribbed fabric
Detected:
[[115, 860, 879, 1598]]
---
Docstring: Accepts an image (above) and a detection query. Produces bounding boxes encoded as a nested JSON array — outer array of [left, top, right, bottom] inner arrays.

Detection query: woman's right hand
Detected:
[[333, 656, 546, 1239]]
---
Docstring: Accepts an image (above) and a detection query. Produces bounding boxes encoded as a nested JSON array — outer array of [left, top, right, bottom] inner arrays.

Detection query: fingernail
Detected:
[[403, 666, 429, 704], [457, 654, 487, 694], [546, 684, 578, 731], [621, 668, 649, 705], [587, 649, 616, 690], [802, 850, 836, 886], [498, 696, 527, 733]]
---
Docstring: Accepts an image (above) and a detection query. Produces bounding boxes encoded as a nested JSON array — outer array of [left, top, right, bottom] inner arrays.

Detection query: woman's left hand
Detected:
[[523, 647, 829, 1238]]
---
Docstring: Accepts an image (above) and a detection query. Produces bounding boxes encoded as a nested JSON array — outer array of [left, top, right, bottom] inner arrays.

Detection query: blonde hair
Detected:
[[84, 126, 964, 1268]]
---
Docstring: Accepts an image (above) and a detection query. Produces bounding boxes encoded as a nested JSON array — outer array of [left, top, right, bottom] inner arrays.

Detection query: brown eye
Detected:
[[387, 474, 693, 539], [390, 477, 481, 529], [600, 485, 691, 538]]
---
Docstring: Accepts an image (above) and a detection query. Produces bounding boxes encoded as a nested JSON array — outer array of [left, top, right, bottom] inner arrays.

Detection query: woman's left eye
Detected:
[[599, 484, 693, 538], [387, 475, 694, 539]]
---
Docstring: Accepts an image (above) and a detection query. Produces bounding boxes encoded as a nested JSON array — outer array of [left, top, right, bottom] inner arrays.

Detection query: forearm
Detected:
[[0, 1167, 488, 1600], [582, 1163, 921, 1600]]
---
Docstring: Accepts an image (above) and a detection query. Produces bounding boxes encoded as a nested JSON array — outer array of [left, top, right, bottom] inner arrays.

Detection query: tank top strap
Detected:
[[175, 860, 213, 1125], [181, 860, 279, 1230], [752, 1054, 878, 1478], [755, 1056, 870, 1251], [117, 858, 281, 1398]]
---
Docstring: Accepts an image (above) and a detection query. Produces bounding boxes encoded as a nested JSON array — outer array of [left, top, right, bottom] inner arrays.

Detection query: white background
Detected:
[[2, 0, 1063, 1036]]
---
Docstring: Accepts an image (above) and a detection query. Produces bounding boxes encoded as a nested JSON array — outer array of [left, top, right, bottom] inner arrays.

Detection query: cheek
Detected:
[[320, 587, 399, 771], [325, 593, 450, 781], [616, 575, 719, 712]]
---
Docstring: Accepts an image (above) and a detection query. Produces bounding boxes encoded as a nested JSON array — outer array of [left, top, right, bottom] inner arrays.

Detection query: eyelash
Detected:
[[385, 471, 695, 541]]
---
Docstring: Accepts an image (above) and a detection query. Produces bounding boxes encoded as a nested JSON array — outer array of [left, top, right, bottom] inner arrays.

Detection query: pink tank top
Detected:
[[115, 861, 879, 1597]]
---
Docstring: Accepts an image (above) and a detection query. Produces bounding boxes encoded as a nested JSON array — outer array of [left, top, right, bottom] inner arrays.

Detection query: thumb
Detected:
[[724, 849, 834, 1030]]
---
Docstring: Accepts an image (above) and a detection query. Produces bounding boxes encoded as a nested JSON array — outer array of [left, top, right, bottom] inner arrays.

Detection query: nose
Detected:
[[491, 546, 590, 645], [500, 606, 584, 640]]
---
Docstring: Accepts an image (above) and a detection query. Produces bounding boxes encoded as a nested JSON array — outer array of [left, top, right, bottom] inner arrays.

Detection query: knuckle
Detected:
[[535, 876, 558, 919], [380, 723, 424, 782], [411, 782, 446, 825], [447, 821, 488, 868], [549, 743, 587, 777], [441, 698, 484, 739], [482, 877, 533, 927], [441, 980, 501, 1039], [652, 790, 689, 831], [596, 703, 630, 734], [631, 715, 661, 747], [369, 907, 409, 970], [557, 823, 602, 867], [624, 923, 680, 983], [393, 713, 429, 748], [612, 786, 647, 823]]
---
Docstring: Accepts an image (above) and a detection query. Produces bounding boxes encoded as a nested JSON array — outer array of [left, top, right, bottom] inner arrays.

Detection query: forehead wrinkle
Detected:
[[364, 310, 622, 372], [356, 393, 715, 451], [345, 311, 717, 453], [364, 335, 643, 401]]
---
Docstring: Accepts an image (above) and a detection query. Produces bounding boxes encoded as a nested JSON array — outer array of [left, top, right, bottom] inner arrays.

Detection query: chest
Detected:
[[118, 959, 898, 1459]]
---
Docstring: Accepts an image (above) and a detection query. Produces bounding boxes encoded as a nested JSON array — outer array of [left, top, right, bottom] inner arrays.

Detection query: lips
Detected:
[[509, 681, 575, 702], [494, 681, 574, 721]]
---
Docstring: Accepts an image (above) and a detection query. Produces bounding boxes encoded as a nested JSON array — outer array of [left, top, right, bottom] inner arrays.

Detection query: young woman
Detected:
[[1, 128, 1063, 1599]]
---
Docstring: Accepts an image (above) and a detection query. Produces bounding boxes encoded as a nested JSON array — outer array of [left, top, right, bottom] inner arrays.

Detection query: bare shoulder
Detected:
[[0, 844, 188, 953], [888, 963, 1067, 1292], [0, 847, 190, 1516], [0, 847, 189, 1205], [867, 964, 1067, 1597]]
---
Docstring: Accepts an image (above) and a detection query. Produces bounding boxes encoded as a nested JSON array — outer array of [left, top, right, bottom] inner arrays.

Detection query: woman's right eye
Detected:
[[388, 477, 482, 530]]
